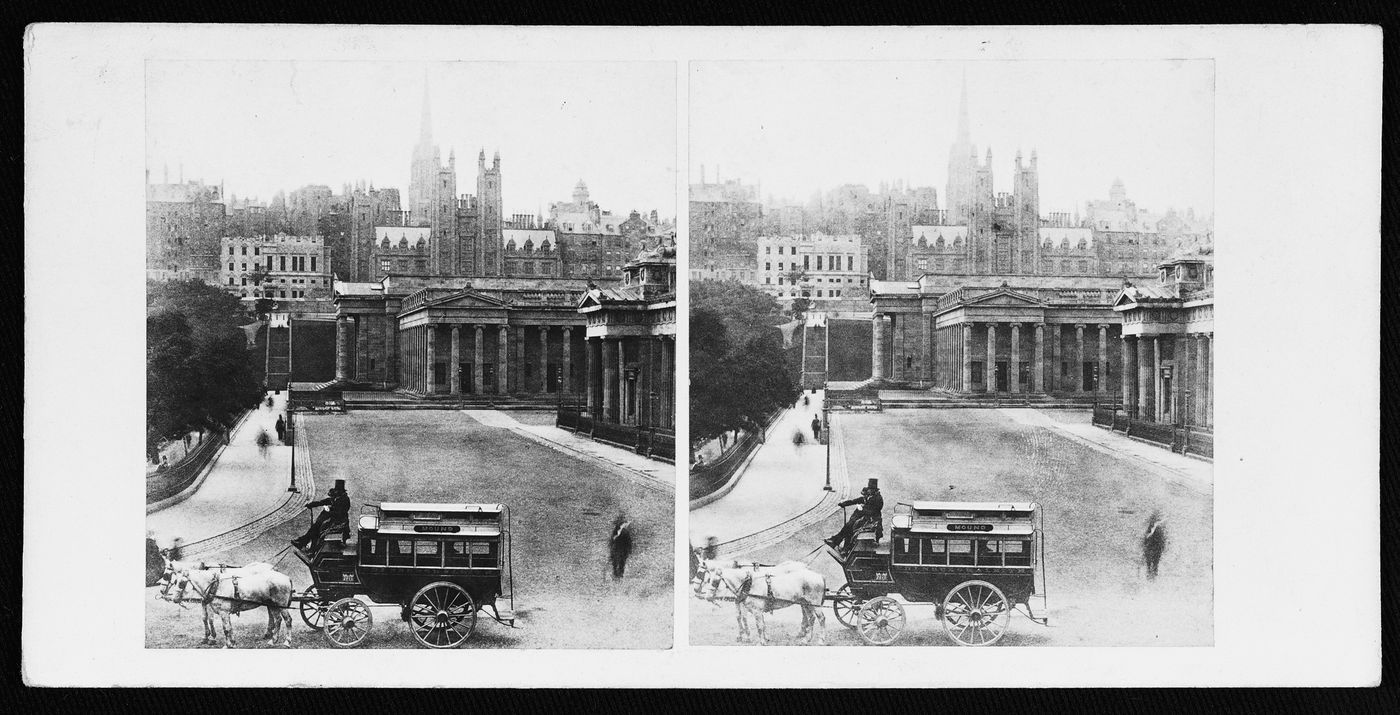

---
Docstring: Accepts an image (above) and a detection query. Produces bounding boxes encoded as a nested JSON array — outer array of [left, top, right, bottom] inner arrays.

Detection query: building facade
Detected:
[[146, 174, 226, 282], [689, 174, 762, 284], [757, 233, 870, 304], [220, 234, 333, 303], [1113, 255, 1214, 427]]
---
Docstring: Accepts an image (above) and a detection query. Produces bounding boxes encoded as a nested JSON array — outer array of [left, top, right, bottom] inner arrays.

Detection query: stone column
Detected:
[[515, 329, 526, 393], [562, 327, 573, 393], [1098, 324, 1110, 393], [537, 327, 548, 394], [617, 337, 628, 423], [1204, 333, 1213, 428], [335, 316, 350, 382], [1074, 324, 1086, 392], [355, 316, 369, 381], [1032, 323, 1045, 393], [1136, 335, 1151, 420], [1121, 336, 1135, 413], [1194, 334, 1206, 427], [425, 324, 436, 394], [449, 326, 461, 394], [497, 326, 509, 395], [473, 326, 484, 394], [1151, 336, 1162, 421], [387, 314, 399, 387], [586, 337, 600, 416], [1049, 324, 1060, 393], [871, 314, 887, 381], [921, 313, 933, 382], [961, 323, 973, 392], [602, 338, 618, 421], [985, 322, 997, 392], [660, 336, 674, 428], [1009, 323, 1022, 393]]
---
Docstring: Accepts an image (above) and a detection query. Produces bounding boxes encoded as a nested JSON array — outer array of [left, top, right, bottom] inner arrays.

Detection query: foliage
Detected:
[[690, 280, 800, 446], [789, 296, 811, 319], [147, 280, 263, 458]]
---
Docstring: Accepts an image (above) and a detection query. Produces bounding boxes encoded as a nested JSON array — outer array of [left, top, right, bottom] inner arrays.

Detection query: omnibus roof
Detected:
[[907, 501, 1037, 512], [378, 503, 504, 514]]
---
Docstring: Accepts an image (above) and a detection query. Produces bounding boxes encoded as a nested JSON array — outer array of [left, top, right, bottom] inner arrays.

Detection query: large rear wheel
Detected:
[[323, 597, 373, 648], [942, 580, 1011, 646], [854, 596, 906, 646], [408, 581, 477, 649]]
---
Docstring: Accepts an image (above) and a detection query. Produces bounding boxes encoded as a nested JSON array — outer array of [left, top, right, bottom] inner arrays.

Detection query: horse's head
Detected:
[[159, 569, 190, 603], [696, 559, 744, 601]]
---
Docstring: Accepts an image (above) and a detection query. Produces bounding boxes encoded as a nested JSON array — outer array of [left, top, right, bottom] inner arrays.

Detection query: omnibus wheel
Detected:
[[855, 596, 906, 646], [409, 581, 477, 649], [831, 585, 860, 629], [942, 580, 1011, 646], [323, 597, 373, 648], [299, 587, 330, 631]]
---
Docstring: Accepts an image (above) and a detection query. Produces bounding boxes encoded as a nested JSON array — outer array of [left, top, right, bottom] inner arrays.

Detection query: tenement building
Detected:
[[757, 233, 870, 304], [221, 234, 333, 303], [689, 170, 762, 284]]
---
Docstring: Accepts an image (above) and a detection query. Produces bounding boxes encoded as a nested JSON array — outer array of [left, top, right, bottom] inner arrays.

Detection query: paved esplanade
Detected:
[[146, 391, 293, 546], [689, 391, 831, 545]]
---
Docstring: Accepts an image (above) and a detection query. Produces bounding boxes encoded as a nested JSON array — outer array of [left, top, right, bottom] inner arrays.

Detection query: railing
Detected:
[[1093, 403, 1213, 459], [145, 419, 236, 504], [687, 407, 783, 501], [556, 400, 676, 462]]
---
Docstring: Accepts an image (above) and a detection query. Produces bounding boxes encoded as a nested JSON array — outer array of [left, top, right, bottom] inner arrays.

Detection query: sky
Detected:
[[147, 61, 676, 218], [690, 60, 1214, 218]]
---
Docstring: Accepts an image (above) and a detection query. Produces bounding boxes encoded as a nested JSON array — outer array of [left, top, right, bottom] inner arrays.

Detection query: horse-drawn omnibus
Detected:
[[828, 500, 1048, 646], [294, 502, 517, 648]]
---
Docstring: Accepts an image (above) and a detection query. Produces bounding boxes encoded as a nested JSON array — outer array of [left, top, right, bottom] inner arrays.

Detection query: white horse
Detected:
[[164, 565, 293, 647], [698, 560, 827, 645], [156, 557, 273, 592]]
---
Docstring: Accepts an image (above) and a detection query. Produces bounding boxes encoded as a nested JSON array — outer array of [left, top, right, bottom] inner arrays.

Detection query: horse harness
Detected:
[[722, 570, 803, 610]]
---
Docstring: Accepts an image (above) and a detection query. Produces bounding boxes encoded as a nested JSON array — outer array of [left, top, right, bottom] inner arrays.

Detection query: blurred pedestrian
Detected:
[[156, 456, 169, 473], [145, 531, 164, 587], [1142, 511, 1167, 580], [275, 415, 286, 444], [169, 537, 184, 562], [702, 536, 718, 560], [256, 429, 273, 460], [609, 517, 633, 579], [811, 414, 822, 441]]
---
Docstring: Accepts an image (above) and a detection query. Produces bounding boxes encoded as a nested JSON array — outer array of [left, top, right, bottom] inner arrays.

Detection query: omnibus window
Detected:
[[361, 538, 387, 565], [445, 541, 471, 567], [470, 540, 498, 568], [388, 539, 414, 566], [920, 538, 946, 565], [414, 540, 442, 568], [976, 539, 1004, 567], [893, 537, 916, 564], [1002, 539, 1031, 567], [947, 539, 974, 566]]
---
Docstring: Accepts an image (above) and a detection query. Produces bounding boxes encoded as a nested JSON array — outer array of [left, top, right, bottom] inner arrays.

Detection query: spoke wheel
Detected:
[[832, 585, 861, 629], [942, 580, 1011, 646], [408, 581, 477, 649], [299, 588, 330, 631], [323, 598, 373, 648], [855, 596, 906, 646]]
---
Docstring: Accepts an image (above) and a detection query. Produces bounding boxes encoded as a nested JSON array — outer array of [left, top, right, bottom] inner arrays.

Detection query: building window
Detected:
[[228, 246, 234, 255], [241, 263, 246, 271], [848, 256, 854, 271], [280, 256, 286, 271], [765, 246, 771, 254], [310, 256, 317, 271], [804, 256, 810, 270], [253, 247, 260, 256], [765, 262, 771, 271], [971, 362, 984, 384], [228, 262, 234, 271], [917, 258, 928, 271], [240, 277, 247, 286], [241, 246, 247, 255], [816, 256, 823, 270], [227, 276, 234, 285]]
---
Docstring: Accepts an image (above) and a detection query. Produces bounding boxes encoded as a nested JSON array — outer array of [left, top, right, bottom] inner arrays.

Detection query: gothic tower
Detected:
[[478, 149, 504, 275], [1013, 149, 1041, 274], [408, 76, 440, 228]]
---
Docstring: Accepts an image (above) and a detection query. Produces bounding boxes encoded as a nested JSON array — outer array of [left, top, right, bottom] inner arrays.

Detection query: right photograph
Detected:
[[687, 60, 1215, 647]]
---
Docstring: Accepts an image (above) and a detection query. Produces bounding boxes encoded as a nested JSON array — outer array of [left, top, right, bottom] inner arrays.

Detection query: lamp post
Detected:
[[822, 406, 834, 492], [286, 411, 299, 493]]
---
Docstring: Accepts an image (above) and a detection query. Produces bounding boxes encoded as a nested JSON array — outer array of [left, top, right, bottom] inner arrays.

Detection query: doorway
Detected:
[[459, 362, 473, 393], [995, 361, 1009, 392]]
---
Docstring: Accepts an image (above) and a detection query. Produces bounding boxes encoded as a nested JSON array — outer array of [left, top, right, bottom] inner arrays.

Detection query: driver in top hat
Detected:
[[825, 478, 884, 553], [291, 479, 350, 552]]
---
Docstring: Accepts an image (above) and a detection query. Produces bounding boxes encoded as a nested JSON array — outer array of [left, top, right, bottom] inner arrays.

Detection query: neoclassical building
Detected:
[[575, 244, 678, 435], [332, 274, 593, 396], [864, 253, 1214, 427], [1113, 255, 1214, 427]]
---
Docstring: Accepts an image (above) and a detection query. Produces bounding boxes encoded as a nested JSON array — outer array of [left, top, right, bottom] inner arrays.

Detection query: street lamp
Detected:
[[286, 411, 299, 493], [822, 406, 834, 492]]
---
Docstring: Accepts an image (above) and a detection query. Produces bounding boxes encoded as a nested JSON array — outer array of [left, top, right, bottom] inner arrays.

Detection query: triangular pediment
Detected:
[[577, 289, 604, 309], [1112, 290, 1138, 308], [963, 288, 1043, 308], [429, 290, 510, 310]]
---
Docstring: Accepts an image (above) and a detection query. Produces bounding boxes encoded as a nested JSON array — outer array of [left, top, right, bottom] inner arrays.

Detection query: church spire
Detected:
[[956, 68, 971, 144], [418, 72, 433, 146]]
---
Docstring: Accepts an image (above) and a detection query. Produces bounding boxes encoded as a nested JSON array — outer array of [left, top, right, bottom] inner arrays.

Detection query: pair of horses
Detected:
[[157, 558, 295, 648], [693, 558, 827, 645]]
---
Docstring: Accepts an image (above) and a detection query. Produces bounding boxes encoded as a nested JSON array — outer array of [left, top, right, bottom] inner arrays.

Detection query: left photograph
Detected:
[[144, 60, 678, 649]]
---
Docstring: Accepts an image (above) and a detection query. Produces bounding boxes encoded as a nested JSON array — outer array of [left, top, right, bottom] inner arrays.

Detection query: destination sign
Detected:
[[947, 523, 994, 532], [413, 524, 461, 533]]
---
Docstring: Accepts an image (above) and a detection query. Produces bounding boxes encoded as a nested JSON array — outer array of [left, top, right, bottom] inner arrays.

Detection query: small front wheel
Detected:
[[323, 597, 373, 648], [855, 596, 906, 646], [299, 588, 330, 631], [831, 585, 860, 629]]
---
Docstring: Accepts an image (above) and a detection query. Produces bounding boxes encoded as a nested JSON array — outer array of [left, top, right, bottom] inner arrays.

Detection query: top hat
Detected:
[[330, 479, 346, 494], [867, 478, 879, 490]]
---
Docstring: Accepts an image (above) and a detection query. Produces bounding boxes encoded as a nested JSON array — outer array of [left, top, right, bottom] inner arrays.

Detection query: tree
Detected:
[[789, 296, 812, 320], [147, 280, 263, 458]]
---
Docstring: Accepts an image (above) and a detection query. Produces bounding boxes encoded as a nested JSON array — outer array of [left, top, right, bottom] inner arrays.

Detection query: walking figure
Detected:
[[1142, 511, 1167, 580], [609, 517, 633, 579], [275, 415, 287, 444], [811, 414, 822, 441], [803, 395, 809, 407], [255, 429, 273, 460], [267, 395, 274, 409]]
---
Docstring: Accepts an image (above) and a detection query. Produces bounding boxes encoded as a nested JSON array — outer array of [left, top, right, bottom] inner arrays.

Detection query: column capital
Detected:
[[1034, 322, 1045, 333], [1074, 322, 1087, 330], [1098, 323, 1111, 330], [1008, 321, 1021, 329]]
